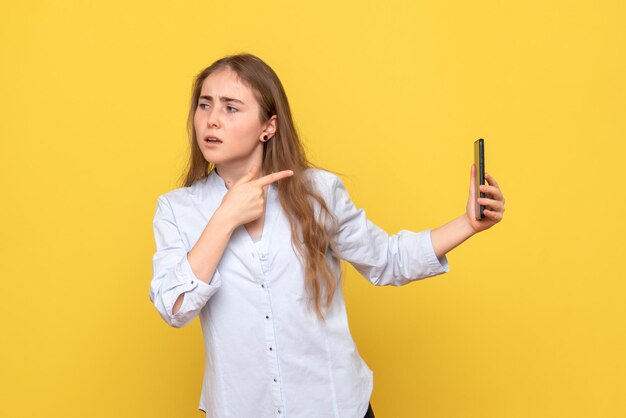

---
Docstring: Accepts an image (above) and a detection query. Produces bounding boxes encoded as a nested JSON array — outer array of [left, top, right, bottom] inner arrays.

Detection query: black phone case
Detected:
[[474, 139, 485, 220]]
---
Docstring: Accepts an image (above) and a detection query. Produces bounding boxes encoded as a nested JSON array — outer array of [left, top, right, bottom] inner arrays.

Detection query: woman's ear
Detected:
[[261, 115, 277, 142]]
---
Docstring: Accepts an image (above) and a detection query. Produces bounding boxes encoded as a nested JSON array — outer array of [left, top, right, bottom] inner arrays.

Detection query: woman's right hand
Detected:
[[216, 165, 294, 229]]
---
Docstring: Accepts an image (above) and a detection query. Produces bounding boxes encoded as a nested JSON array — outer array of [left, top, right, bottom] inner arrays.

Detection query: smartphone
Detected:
[[474, 138, 485, 220]]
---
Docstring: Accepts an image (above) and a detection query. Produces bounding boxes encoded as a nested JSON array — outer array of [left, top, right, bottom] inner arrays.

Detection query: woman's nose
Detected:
[[207, 108, 220, 127]]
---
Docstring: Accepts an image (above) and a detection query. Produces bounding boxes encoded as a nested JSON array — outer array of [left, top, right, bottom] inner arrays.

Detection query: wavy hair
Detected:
[[180, 53, 339, 320]]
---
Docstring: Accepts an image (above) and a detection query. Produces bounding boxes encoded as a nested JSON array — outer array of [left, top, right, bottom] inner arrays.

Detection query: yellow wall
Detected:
[[1, 1, 624, 417]]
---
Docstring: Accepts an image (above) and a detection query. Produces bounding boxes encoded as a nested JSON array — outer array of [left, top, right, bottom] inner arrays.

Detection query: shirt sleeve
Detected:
[[149, 196, 221, 328], [329, 175, 450, 286]]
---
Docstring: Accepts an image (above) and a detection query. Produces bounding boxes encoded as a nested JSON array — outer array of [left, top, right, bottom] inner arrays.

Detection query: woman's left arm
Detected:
[[430, 164, 506, 259]]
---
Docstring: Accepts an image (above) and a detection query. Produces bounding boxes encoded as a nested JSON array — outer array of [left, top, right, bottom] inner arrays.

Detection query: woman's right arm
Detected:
[[150, 166, 293, 328], [173, 207, 235, 313], [182, 166, 295, 298], [149, 196, 235, 328]]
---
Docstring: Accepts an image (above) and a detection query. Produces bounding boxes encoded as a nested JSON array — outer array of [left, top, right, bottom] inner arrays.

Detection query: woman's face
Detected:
[[194, 68, 274, 168]]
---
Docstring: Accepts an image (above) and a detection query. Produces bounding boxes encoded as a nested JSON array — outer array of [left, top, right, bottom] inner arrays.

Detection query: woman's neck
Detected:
[[215, 160, 263, 189]]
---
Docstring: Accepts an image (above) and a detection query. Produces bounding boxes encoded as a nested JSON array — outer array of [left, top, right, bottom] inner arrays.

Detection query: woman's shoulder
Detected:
[[301, 168, 349, 210], [303, 167, 342, 189]]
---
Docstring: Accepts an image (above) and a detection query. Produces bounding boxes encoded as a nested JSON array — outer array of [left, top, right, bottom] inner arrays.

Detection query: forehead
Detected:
[[199, 68, 256, 103]]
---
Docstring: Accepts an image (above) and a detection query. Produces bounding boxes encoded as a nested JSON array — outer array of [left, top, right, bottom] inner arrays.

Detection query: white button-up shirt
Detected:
[[149, 168, 449, 418]]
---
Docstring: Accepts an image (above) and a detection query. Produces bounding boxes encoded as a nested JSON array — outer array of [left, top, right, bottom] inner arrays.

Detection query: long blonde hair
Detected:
[[181, 53, 339, 320]]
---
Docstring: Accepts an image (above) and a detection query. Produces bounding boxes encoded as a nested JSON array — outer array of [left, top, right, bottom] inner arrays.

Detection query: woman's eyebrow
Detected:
[[199, 95, 245, 104]]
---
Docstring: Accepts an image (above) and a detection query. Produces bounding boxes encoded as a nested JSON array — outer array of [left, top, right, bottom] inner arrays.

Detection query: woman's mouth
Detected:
[[205, 136, 223, 143]]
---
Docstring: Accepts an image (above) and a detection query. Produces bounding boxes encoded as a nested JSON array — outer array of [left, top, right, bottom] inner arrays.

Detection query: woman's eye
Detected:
[[198, 103, 237, 112]]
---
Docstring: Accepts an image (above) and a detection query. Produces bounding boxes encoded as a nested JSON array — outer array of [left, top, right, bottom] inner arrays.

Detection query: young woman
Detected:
[[149, 53, 505, 418]]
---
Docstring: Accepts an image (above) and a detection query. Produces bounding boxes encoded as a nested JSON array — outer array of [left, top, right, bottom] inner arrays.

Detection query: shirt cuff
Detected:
[[178, 252, 222, 289], [170, 254, 222, 317]]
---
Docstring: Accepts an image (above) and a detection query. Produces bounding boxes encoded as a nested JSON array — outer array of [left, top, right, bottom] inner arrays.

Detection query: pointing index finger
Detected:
[[254, 170, 294, 186]]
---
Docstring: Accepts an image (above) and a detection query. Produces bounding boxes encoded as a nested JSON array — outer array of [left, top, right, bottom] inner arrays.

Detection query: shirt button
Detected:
[[273, 377, 278, 383], [269, 346, 273, 351], [191, 281, 194, 284], [265, 315, 270, 319], [260, 253, 267, 260], [261, 283, 265, 288], [277, 409, 282, 414]]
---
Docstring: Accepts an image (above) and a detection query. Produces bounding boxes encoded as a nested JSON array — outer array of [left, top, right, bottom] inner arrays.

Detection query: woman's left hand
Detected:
[[466, 164, 506, 233]]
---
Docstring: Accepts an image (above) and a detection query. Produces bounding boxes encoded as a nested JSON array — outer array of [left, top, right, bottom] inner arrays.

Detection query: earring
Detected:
[[262, 134, 270, 142]]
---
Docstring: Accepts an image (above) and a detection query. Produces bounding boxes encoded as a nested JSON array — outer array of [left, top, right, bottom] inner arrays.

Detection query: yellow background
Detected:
[[1, 0, 624, 417]]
